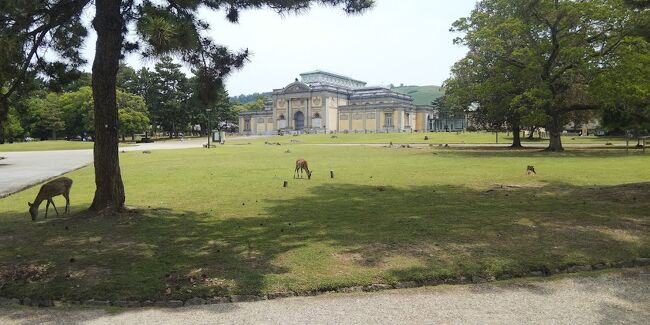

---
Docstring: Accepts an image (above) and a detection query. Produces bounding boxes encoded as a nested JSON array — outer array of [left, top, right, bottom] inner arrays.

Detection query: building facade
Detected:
[[239, 71, 444, 135]]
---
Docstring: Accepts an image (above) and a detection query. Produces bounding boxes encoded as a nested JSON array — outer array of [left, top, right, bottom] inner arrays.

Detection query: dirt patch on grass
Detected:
[[0, 263, 51, 289]]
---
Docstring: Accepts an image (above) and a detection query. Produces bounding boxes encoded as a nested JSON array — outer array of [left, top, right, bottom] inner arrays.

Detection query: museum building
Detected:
[[238, 70, 442, 135]]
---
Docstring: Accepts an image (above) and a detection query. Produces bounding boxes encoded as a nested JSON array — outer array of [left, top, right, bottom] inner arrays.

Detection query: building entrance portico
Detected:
[[294, 111, 305, 130]]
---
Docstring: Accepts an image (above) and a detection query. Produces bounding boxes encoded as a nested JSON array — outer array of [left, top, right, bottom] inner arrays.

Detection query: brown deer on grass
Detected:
[[294, 159, 312, 179], [28, 177, 73, 221]]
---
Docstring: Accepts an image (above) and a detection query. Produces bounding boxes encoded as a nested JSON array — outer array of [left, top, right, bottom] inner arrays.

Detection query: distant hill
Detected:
[[230, 92, 271, 104], [392, 85, 444, 105]]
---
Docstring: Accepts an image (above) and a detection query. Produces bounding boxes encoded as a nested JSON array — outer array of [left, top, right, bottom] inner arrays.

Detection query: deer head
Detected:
[[307, 170, 312, 179], [28, 202, 37, 221]]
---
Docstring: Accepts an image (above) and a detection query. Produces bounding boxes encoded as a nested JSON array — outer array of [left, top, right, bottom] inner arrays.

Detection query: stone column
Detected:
[[349, 111, 352, 131], [376, 110, 380, 132], [287, 99, 291, 129], [306, 97, 311, 128], [397, 111, 403, 132]]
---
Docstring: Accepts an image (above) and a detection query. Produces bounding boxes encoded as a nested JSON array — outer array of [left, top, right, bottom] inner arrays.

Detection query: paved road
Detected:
[[1, 268, 648, 325], [0, 150, 93, 198], [0, 139, 207, 197]]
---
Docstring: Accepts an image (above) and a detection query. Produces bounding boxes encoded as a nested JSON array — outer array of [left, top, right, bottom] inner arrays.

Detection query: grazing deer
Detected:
[[526, 165, 537, 175], [28, 177, 73, 221], [294, 159, 312, 179]]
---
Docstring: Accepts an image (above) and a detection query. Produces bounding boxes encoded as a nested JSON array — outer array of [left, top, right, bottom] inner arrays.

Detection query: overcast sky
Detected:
[[80, 0, 477, 96]]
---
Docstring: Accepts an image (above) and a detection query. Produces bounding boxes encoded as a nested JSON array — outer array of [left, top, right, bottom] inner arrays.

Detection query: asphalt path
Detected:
[[0, 268, 648, 324], [0, 139, 207, 197]]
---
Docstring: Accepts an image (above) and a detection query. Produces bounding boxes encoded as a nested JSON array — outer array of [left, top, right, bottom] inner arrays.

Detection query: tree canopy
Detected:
[[446, 0, 645, 151]]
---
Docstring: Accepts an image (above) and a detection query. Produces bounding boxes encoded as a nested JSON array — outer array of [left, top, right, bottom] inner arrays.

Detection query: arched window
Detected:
[[278, 114, 285, 120], [313, 113, 321, 119]]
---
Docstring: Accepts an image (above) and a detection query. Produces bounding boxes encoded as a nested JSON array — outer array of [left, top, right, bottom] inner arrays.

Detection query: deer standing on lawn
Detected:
[[28, 177, 73, 221], [294, 159, 312, 179]]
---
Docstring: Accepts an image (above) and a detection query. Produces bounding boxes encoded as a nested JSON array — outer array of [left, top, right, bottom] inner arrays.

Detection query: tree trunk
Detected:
[[90, 0, 125, 212], [546, 115, 564, 152], [511, 126, 523, 148]]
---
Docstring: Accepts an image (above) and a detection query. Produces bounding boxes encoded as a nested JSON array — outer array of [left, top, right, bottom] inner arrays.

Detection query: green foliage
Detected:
[[26, 93, 65, 139], [1, 107, 23, 141], [447, 0, 640, 150], [233, 96, 266, 112], [591, 38, 650, 136], [59, 86, 94, 136]]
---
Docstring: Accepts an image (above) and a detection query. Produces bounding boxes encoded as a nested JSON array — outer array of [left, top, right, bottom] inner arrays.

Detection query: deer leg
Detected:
[[63, 192, 70, 214], [50, 199, 59, 216], [45, 200, 50, 218]]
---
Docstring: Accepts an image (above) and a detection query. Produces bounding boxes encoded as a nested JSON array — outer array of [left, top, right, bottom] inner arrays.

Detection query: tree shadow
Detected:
[[0, 182, 648, 305]]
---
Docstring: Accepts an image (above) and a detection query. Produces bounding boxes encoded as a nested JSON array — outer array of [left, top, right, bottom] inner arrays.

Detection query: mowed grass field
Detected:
[[0, 144, 648, 302], [0, 141, 95, 152], [0, 141, 136, 152]]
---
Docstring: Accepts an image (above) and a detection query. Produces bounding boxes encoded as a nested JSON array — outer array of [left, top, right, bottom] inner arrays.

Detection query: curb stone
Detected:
[[154, 300, 183, 308], [207, 297, 230, 304], [113, 301, 141, 308], [184, 298, 206, 306], [394, 281, 417, 289], [0, 298, 20, 306], [2, 258, 649, 309], [84, 300, 110, 307]]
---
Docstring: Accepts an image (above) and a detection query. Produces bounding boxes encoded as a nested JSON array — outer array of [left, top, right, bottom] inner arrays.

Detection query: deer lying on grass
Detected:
[[294, 159, 312, 179], [28, 177, 73, 221]]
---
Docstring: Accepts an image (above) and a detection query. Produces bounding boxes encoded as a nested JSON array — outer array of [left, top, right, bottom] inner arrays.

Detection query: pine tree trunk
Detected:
[[511, 126, 523, 148], [90, 0, 125, 212], [546, 115, 564, 152]]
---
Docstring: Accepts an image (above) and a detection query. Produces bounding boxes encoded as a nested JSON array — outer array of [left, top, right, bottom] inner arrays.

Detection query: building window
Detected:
[[385, 113, 393, 127], [244, 118, 251, 131], [313, 113, 321, 119], [405, 113, 410, 127], [278, 114, 285, 120]]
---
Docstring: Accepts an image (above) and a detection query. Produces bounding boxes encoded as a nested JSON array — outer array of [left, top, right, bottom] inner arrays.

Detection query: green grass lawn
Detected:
[[231, 132, 628, 146], [0, 141, 95, 152], [0, 141, 135, 152], [0, 144, 648, 302]]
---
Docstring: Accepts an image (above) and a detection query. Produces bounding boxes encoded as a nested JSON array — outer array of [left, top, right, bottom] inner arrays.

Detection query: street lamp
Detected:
[[206, 108, 212, 148]]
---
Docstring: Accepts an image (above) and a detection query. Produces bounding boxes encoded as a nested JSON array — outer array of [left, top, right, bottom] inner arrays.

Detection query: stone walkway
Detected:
[[1, 268, 648, 324]]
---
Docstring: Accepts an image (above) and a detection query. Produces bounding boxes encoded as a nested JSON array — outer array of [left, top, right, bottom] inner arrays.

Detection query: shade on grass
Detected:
[[0, 145, 648, 301]]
